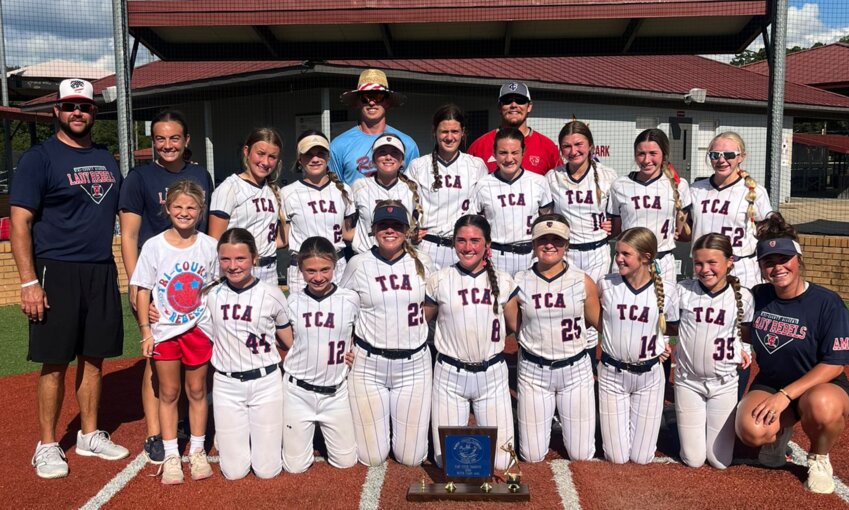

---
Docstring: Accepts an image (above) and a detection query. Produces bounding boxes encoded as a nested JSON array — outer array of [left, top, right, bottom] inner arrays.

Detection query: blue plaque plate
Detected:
[[444, 434, 492, 478]]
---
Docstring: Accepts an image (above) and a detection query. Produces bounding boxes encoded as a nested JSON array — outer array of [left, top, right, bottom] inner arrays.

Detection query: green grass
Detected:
[[0, 294, 142, 377]]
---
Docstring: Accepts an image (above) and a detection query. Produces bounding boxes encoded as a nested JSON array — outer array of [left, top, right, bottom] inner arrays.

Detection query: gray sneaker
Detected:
[[76, 430, 130, 461], [758, 426, 794, 468], [32, 442, 69, 479]]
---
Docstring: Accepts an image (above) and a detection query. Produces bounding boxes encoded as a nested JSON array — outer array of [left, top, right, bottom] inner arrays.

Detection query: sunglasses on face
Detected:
[[708, 151, 741, 161], [57, 102, 95, 113], [360, 92, 387, 105], [499, 95, 530, 106]]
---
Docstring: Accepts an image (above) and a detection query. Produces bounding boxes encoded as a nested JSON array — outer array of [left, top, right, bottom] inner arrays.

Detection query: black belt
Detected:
[[656, 250, 673, 258], [423, 234, 453, 247], [491, 241, 533, 255], [734, 252, 756, 261], [258, 256, 277, 267], [288, 375, 338, 395], [220, 363, 278, 381], [569, 238, 609, 251], [355, 337, 427, 360], [437, 352, 505, 373], [600, 352, 659, 374], [520, 346, 587, 369], [290, 249, 346, 267]]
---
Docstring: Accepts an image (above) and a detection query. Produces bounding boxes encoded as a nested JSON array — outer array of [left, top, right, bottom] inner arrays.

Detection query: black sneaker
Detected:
[[144, 435, 165, 464]]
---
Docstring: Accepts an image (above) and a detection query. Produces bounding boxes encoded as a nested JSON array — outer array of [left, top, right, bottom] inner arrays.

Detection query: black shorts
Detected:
[[750, 372, 849, 419], [28, 259, 124, 364]]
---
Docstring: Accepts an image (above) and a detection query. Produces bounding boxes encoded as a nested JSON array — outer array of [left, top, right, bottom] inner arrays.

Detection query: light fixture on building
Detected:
[[684, 88, 707, 105]]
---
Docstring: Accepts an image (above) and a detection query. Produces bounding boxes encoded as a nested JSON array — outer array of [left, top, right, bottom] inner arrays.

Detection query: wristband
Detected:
[[778, 388, 793, 401], [21, 279, 40, 288], [138, 323, 150, 328]]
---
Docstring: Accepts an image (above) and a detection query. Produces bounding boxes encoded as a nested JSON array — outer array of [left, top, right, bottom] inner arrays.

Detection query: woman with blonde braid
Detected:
[[209, 127, 286, 285], [281, 130, 355, 292], [407, 104, 488, 268], [674, 233, 753, 469], [598, 227, 679, 464], [340, 201, 436, 467]]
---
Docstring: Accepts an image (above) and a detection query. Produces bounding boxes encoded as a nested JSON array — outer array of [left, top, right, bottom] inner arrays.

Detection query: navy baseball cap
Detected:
[[756, 237, 802, 260], [372, 204, 409, 226]]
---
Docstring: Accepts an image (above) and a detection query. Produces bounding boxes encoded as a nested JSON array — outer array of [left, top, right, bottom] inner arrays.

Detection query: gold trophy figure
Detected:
[[500, 441, 522, 493]]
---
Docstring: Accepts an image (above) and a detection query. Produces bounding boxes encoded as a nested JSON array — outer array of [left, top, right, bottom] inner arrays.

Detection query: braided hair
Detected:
[[294, 129, 351, 207], [430, 104, 466, 191], [453, 214, 500, 314], [693, 233, 744, 342], [634, 129, 691, 237], [558, 120, 603, 206], [618, 227, 665, 337]]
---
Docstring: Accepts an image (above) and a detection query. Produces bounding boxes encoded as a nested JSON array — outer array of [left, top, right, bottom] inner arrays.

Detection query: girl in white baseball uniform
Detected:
[[425, 214, 517, 471], [471, 127, 553, 276], [282, 236, 359, 472], [505, 214, 601, 462], [134, 181, 218, 484], [281, 131, 355, 293], [341, 202, 435, 466], [350, 134, 420, 254], [209, 128, 286, 285], [407, 104, 488, 268], [598, 227, 679, 464], [207, 228, 293, 480], [675, 233, 752, 469]]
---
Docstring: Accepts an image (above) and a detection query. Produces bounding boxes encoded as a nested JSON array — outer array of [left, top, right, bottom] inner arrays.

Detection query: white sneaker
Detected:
[[76, 430, 130, 460], [758, 426, 793, 468], [32, 442, 69, 479], [805, 453, 835, 494], [159, 454, 185, 485]]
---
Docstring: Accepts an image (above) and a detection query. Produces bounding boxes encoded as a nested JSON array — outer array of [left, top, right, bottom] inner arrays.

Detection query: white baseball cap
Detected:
[[58, 79, 95, 102]]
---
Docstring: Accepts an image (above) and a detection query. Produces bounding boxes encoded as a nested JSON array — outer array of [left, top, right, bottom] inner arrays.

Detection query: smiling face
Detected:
[[359, 93, 387, 125], [454, 225, 489, 272], [499, 95, 531, 128], [709, 137, 745, 186], [760, 253, 803, 294], [634, 141, 664, 179], [533, 234, 568, 268], [373, 146, 403, 178], [693, 248, 732, 292], [494, 138, 523, 178], [54, 102, 96, 141], [614, 240, 650, 280], [435, 119, 464, 158], [242, 141, 280, 184], [218, 242, 257, 288], [373, 219, 408, 259], [560, 133, 592, 171], [153, 120, 189, 168], [166, 192, 201, 234], [300, 255, 335, 295], [299, 146, 330, 181]]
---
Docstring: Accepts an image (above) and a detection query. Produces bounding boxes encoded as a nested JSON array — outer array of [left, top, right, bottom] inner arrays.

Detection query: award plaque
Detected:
[[406, 426, 530, 502]]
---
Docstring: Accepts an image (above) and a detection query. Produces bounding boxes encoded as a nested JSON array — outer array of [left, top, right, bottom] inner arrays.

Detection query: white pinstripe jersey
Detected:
[[208, 279, 291, 373], [514, 264, 590, 359], [676, 279, 753, 379], [690, 176, 773, 257], [350, 175, 415, 254], [426, 265, 515, 362], [547, 162, 618, 244], [606, 172, 692, 252], [599, 273, 680, 363], [280, 179, 355, 252], [210, 173, 280, 258], [339, 247, 435, 350], [406, 152, 488, 237], [283, 286, 359, 387], [471, 170, 553, 244]]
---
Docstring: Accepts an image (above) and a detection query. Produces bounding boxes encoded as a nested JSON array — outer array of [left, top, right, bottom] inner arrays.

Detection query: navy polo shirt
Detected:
[[10, 135, 122, 262]]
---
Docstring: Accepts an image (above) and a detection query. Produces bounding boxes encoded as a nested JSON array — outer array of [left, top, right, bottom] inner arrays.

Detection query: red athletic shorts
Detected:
[[152, 326, 212, 366]]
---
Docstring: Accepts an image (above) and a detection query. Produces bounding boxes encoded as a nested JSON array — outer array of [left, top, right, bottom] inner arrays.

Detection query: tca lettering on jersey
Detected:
[[220, 303, 253, 321], [375, 274, 413, 292], [442, 174, 462, 189], [307, 199, 338, 214], [693, 306, 726, 326], [531, 292, 568, 309], [562, 190, 594, 205], [629, 196, 661, 210], [252, 197, 276, 213], [699, 199, 730, 215], [617, 304, 650, 323], [497, 193, 526, 207], [302, 311, 336, 328], [458, 287, 492, 306]]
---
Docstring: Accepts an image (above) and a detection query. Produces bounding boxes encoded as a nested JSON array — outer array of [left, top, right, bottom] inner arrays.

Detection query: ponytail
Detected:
[[484, 256, 501, 315], [651, 259, 666, 337], [728, 274, 745, 343], [397, 172, 423, 241], [662, 162, 691, 237], [431, 147, 443, 191]]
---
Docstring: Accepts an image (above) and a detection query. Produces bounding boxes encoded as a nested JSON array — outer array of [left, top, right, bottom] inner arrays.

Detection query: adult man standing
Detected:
[[330, 69, 420, 185], [10, 79, 129, 479], [468, 81, 560, 175]]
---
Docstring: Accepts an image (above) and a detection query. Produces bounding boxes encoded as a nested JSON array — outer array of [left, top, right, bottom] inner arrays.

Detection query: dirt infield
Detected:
[[3, 358, 848, 509]]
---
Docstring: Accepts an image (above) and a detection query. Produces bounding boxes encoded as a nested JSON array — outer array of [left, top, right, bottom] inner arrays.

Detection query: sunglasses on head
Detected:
[[708, 151, 741, 161], [360, 92, 387, 104], [499, 95, 530, 106], [57, 102, 95, 113]]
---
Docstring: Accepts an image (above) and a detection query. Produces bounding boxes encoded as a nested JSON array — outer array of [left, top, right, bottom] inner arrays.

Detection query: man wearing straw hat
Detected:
[[330, 69, 420, 185]]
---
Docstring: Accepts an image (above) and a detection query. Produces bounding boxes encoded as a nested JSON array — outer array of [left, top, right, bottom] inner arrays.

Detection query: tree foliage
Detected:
[[731, 36, 848, 66]]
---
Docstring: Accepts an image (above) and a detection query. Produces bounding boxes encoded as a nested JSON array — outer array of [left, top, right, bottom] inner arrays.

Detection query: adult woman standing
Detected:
[[735, 213, 849, 494], [118, 109, 213, 462], [407, 104, 488, 268]]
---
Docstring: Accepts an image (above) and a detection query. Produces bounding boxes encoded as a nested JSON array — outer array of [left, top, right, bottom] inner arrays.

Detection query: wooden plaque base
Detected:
[[406, 482, 530, 502]]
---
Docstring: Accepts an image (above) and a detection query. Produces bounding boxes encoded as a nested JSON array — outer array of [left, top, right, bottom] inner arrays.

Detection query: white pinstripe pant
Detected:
[[432, 357, 514, 471], [674, 370, 738, 469], [491, 250, 533, 277], [598, 360, 664, 464], [567, 244, 611, 349], [419, 239, 457, 270], [348, 346, 432, 467], [517, 353, 595, 462], [731, 255, 763, 289], [252, 262, 279, 286]]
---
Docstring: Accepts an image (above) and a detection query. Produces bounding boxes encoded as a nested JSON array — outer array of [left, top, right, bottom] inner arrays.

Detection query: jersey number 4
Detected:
[[245, 333, 272, 354]]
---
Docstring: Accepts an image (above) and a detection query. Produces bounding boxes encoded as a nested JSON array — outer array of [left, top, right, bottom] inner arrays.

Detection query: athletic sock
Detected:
[[190, 435, 205, 454], [163, 438, 179, 458]]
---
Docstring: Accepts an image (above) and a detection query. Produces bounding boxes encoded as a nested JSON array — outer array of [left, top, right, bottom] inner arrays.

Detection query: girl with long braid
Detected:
[[674, 233, 753, 469], [407, 104, 488, 268], [424, 214, 517, 471], [598, 227, 679, 464]]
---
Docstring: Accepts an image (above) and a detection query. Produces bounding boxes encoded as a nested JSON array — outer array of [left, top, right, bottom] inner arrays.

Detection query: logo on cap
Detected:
[[769, 240, 776, 247], [387, 207, 394, 213], [508, 83, 518, 91], [546, 221, 553, 227], [70, 79, 85, 91]]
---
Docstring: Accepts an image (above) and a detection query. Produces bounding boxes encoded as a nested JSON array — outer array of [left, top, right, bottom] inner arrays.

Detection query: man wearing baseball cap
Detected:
[[468, 81, 560, 175], [330, 69, 420, 185], [10, 78, 128, 479]]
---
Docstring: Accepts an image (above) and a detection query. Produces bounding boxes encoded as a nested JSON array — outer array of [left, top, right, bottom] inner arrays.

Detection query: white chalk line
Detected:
[[550, 459, 583, 510], [79, 453, 147, 510], [358, 463, 387, 510]]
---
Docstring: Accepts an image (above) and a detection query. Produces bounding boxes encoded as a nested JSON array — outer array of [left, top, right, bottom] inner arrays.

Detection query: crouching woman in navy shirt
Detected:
[[735, 213, 849, 494]]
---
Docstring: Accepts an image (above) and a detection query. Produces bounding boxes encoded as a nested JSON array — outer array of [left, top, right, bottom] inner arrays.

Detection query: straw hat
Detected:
[[340, 69, 406, 107]]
